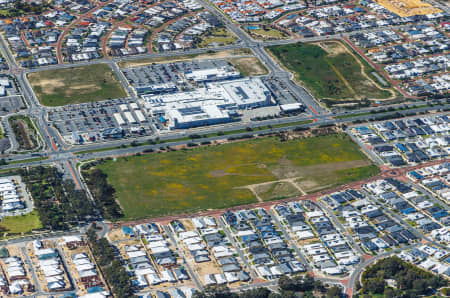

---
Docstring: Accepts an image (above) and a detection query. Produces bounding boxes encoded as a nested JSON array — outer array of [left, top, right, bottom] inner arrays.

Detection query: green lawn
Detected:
[[6, 156, 48, 165], [0, 211, 43, 237], [28, 64, 127, 106], [92, 134, 377, 220], [249, 27, 288, 39], [267, 42, 391, 101], [198, 28, 237, 48], [198, 28, 237, 47]]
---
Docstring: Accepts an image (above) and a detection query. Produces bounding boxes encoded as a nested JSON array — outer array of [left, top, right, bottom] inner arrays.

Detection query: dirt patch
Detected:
[[30, 76, 102, 96], [296, 159, 371, 176], [294, 160, 374, 193], [227, 57, 269, 76], [120, 49, 253, 68], [209, 169, 227, 177], [30, 78, 65, 95], [107, 228, 126, 241], [271, 158, 370, 180], [180, 219, 195, 231], [254, 181, 302, 201], [319, 41, 348, 56], [209, 163, 271, 178], [272, 159, 372, 193], [296, 178, 319, 191], [271, 156, 300, 179], [69, 84, 101, 91]]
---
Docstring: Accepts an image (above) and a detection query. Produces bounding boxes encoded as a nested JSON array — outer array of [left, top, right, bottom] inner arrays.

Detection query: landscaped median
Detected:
[[0, 156, 49, 166], [82, 132, 380, 221], [8, 115, 42, 151], [73, 119, 314, 156]]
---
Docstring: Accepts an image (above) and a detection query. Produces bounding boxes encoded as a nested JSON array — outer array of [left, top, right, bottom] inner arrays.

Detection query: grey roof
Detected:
[[222, 263, 241, 272]]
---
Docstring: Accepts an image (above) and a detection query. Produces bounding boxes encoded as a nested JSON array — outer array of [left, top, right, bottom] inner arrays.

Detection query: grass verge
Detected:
[[5, 156, 48, 165], [74, 119, 314, 155]]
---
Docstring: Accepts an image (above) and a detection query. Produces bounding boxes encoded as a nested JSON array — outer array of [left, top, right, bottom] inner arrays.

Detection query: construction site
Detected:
[[374, 0, 442, 17]]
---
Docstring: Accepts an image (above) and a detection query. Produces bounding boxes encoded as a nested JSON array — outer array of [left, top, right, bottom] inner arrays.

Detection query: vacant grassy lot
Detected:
[[0, 211, 43, 237], [227, 57, 268, 76], [249, 27, 289, 39], [118, 48, 252, 68], [296, 165, 379, 193], [198, 28, 237, 47], [92, 134, 377, 220], [29, 64, 127, 106], [267, 42, 391, 101]]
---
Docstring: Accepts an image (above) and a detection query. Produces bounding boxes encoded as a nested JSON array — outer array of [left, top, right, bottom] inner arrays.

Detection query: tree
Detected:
[[84, 168, 123, 220], [277, 275, 318, 293], [363, 278, 386, 294], [314, 279, 326, 292], [384, 287, 395, 298], [276, 291, 296, 298], [326, 286, 342, 298], [361, 257, 448, 297], [193, 285, 236, 298], [240, 288, 271, 298], [355, 280, 361, 291], [87, 227, 136, 298], [278, 275, 296, 292]]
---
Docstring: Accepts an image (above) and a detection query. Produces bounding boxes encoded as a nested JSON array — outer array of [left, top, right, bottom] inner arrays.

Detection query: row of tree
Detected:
[[193, 275, 342, 298], [19, 166, 95, 230], [361, 256, 448, 297], [83, 168, 123, 220], [87, 227, 136, 298]]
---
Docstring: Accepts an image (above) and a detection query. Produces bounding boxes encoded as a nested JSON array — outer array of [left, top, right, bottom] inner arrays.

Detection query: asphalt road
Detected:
[[347, 243, 419, 296], [362, 189, 447, 250], [317, 201, 365, 256], [268, 209, 312, 271]]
